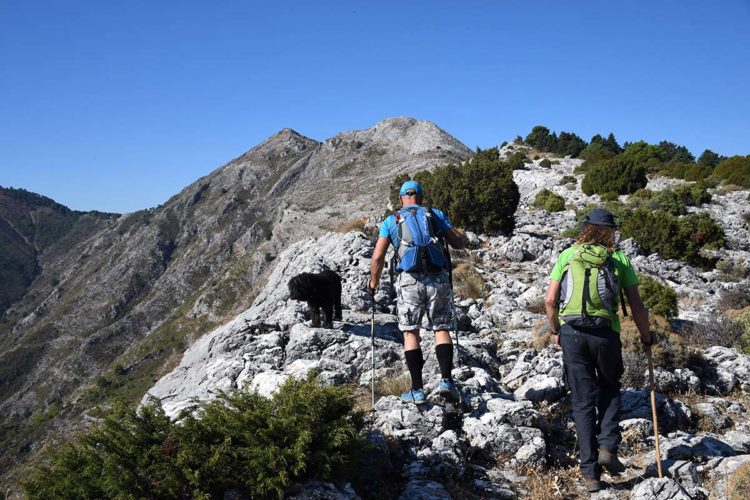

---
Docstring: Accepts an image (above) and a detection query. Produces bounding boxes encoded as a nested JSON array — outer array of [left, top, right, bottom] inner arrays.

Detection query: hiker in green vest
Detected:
[[544, 208, 653, 493], [368, 180, 465, 405]]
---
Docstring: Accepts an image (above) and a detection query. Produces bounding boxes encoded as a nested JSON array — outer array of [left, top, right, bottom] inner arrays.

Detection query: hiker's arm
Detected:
[[545, 279, 561, 347], [444, 228, 465, 250], [625, 285, 653, 344], [369, 237, 390, 289]]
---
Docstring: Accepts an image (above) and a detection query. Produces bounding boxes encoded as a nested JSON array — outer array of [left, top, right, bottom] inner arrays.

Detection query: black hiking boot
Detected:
[[598, 448, 626, 475], [583, 478, 606, 492]]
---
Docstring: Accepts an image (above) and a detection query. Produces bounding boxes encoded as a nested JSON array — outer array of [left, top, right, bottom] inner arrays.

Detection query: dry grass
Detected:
[[620, 316, 692, 369], [453, 262, 486, 299], [330, 216, 368, 234], [718, 287, 750, 312], [620, 426, 649, 455], [531, 320, 554, 351], [728, 461, 750, 499], [375, 372, 411, 399], [518, 465, 582, 499]]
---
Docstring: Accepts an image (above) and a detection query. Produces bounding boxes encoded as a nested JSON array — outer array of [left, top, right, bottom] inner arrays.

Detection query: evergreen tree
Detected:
[[698, 149, 723, 167], [604, 133, 622, 154], [556, 131, 587, 158], [658, 141, 695, 164], [525, 126, 558, 152]]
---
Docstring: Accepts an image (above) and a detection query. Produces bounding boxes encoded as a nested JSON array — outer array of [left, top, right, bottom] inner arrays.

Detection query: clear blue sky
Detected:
[[1, 1, 748, 213]]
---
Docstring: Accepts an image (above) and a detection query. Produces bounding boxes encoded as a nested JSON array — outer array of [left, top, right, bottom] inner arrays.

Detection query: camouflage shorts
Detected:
[[395, 270, 454, 332]]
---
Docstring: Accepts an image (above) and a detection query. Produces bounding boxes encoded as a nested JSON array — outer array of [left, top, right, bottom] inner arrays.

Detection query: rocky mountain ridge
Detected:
[[0, 117, 472, 486], [144, 148, 750, 498]]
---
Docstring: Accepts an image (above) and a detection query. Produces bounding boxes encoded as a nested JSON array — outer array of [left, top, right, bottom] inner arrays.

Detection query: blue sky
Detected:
[[1, 1, 748, 213]]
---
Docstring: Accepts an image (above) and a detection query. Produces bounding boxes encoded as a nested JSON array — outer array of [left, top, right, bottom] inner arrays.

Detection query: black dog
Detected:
[[288, 269, 343, 328]]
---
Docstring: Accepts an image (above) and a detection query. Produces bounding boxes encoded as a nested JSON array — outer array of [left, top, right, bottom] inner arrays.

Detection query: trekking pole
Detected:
[[443, 240, 462, 368], [370, 289, 376, 412], [647, 346, 663, 479]]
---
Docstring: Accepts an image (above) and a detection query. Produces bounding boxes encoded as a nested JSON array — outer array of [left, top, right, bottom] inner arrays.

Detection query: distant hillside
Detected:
[[0, 187, 117, 316]]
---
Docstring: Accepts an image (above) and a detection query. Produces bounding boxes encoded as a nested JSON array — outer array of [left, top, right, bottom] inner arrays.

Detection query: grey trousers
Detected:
[[560, 323, 624, 479]]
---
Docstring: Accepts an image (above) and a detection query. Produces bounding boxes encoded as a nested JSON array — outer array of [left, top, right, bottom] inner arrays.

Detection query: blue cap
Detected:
[[399, 180, 424, 196], [584, 208, 618, 227]]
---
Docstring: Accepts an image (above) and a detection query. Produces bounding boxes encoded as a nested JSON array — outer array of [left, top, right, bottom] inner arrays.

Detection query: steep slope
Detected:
[[0, 117, 472, 484], [0, 187, 116, 315]]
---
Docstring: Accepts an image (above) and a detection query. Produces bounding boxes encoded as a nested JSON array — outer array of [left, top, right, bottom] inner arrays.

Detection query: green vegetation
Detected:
[[389, 147, 520, 234], [561, 202, 725, 269], [532, 189, 565, 212], [733, 310, 750, 354], [620, 209, 725, 268], [524, 126, 586, 157], [714, 155, 750, 188], [539, 158, 552, 169], [519, 126, 746, 193], [637, 274, 678, 320], [24, 375, 366, 499], [581, 156, 648, 196]]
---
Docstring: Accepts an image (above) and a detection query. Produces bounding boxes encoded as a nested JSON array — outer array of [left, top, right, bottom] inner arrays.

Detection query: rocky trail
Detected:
[[146, 152, 750, 499]]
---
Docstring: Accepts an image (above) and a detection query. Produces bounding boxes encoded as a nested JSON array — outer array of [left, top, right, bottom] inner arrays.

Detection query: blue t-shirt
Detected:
[[378, 205, 453, 250]]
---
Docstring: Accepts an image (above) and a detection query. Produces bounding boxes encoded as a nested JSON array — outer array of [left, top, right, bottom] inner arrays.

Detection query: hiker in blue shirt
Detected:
[[368, 180, 465, 404]]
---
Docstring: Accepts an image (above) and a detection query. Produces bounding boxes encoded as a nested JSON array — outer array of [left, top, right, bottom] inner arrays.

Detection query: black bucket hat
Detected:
[[584, 208, 618, 227]]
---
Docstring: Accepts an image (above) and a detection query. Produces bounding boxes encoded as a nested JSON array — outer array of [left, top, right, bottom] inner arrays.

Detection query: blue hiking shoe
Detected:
[[400, 388, 427, 405], [439, 379, 460, 403]]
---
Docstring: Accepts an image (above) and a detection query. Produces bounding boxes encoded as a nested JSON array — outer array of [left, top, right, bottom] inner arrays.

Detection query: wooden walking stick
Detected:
[[370, 290, 376, 412], [647, 346, 664, 479]]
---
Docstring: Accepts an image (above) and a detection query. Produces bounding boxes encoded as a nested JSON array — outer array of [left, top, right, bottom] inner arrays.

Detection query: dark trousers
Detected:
[[560, 323, 624, 479]]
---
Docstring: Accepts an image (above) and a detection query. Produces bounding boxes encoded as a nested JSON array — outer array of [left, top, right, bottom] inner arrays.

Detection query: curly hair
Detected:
[[577, 223, 616, 250]]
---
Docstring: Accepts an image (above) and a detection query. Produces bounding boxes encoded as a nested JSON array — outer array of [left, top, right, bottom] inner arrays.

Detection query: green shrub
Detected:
[[630, 188, 654, 200], [507, 151, 528, 170], [674, 182, 712, 206], [390, 148, 520, 234], [637, 274, 679, 320], [620, 209, 725, 268], [581, 156, 648, 196], [716, 259, 750, 282], [600, 191, 619, 202], [559, 175, 577, 185], [539, 158, 552, 169], [651, 189, 686, 216], [714, 155, 750, 188], [658, 162, 713, 182], [734, 310, 750, 354], [621, 141, 667, 172], [23, 375, 366, 499], [532, 189, 565, 212], [579, 142, 616, 164]]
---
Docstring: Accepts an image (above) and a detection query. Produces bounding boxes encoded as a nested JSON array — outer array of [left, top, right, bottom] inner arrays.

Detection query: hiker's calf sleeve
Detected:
[[404, 349, 424, 390], [435, 344, 453, 380]]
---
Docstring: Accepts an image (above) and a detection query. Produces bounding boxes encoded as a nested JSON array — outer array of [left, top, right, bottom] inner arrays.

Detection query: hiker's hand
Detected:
[[367, 278, 378, 295], [641, 330, 657, 346]]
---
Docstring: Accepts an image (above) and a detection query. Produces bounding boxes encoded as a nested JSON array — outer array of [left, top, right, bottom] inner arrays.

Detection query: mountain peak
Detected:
[[327, 117, 471, 157]]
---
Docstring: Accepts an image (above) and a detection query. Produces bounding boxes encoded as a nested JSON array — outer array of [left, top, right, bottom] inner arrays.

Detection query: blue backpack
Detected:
[[394, 207, 448, 273]]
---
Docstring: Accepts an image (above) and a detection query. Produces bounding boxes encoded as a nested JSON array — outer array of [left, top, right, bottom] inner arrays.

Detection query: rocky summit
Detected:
[[145, 144, 750, 499]]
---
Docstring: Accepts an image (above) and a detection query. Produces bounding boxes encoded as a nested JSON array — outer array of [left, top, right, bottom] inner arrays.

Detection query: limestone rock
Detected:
[[630, 477, 707, 500]]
